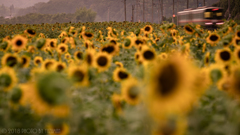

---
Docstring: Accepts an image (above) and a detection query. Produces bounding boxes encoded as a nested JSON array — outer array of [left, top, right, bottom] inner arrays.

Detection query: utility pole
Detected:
[[108, 8, 110, 22], [203, 0, 205, 6], [172, 0, 174, 23], [161, 0, 163, 23], [187, 0, 189, 9], [152, 0, 153, 23], [136, 0, 138, 22], [132, 5, 134, 22], [143, 0, 145, 22], [177, 0, 179, 26], [228, 0, 231, 20], [124, 0, 126, 21], [197, 0, 198, 7]]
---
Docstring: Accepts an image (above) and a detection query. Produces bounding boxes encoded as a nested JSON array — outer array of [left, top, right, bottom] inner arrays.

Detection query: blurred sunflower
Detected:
[[46, 123, 69, 135], [100, 44, 118, 56], [111, 93, 124, 115], [74, 51, 84, 61], [53, 62, 66, 72], [204, 52, 210, 67], [47, 39, 57, 50], [146, 53, 197, 120], [11, 35, 28, 51], [115, 61, 124, 68], [234, 37, 240, 46], [141, 46, 156, 62], [206, 33, 220, 46], [0, 67, 17, 91], [20, 55, 30, 68], [82, 31, 94, 40], [1, 53, 19, 68], [123, 38, 134, 49], [42, 59, 56, 70], [234, 46, 240, 63], [64, 53, 71, 60], [158, 52, 168, 61], [84, 49, 95, 66], [214, 48, 232, 64], [68, 64, 89, 86], [113, 67, 131, 82], [34, 56, 43, 66], [184, 25, 194, 34], [94, 52, 112, 72], [24, 28, 36, 37], [0, 41, 10, 52], [143, 25, 153, 34], [57, 44, 68, 54], [121, 78, 141, 105]]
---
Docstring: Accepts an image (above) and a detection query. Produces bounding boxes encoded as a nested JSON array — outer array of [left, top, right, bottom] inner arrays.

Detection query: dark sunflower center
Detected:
[[237, 31, 240, 37], [185, 26, 193, 32], [50, 41, 55, 47], [0, 74, 12, 87], [143, 50, 154, 60], [6, 56, 17, 67], [57, 65, 64, 72], [145, 26, 150, 32], [85, 33, 93, 38], [223, 42, 229, 46], [72, 32, 75, 35], [110, 40, 117, 45], [135, 54, 139, 59], [16, 40, 23, 46], [76, 52, 83, 60], [60, 47, 66, 52], [236, 39, 240, 45], [118, 71, 129, 79], [22, 57, 27, 65], [220, 51, 230, 61], [27, 29, 36, 35], [238, 51, 240, 59], [128, 86, 139, 99], [73, 70, 84, 82], [36, 59, 41, 64], [157, 64, 179, 96], [135, 40, 143, 45], [53, 124, 64, 134], [210, 35, 219, 41], [85, 43, 89, 48], [205, 57, 209, 64], [97, 56, 108, 67], [45, 62, 53, 70], [62, 39, 66, 43], [102, 46, 115, 54], [87, 54, 92, 65]]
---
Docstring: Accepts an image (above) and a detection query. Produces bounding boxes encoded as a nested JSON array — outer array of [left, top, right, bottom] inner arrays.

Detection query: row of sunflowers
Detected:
[[0, 20, 240, 135]]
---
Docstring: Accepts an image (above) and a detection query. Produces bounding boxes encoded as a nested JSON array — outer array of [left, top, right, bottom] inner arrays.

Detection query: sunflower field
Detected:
[[1, 21, 240, 135]]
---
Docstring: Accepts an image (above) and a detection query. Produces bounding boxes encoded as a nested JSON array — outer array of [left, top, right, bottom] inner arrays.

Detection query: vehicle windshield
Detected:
[[204, 8, 223, 20]]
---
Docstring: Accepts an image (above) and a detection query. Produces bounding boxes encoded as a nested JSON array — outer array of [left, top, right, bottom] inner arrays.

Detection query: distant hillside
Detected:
[[0, 0, 49, 8], [13, 0, 220, 22]]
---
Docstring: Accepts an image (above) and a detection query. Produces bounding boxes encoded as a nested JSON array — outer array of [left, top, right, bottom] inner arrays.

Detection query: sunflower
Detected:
[[64, 53, 71, 60], [158, 52, 168, 61], [113, 67, 131, 82], [214, 48, 232, 64], [100, 44, 118, 56], [0, 67, 17, 91], [46, 123, 70, 135], [68, 64, 89, 86], [184, 25, 194, 34], [234, 46, 240, 63], [53, 62, 66, 72], [84, 49, 95, 66], [27, 46, 36, 53], [115, 61, 124, 68], [47, 39, 57, 50], [20, 55, 30, 68], [82, 31, 94, 40], [61, 37, 70, 44], [152, 117, 187, 135], [206, 33, 220, 46], [123, 38, 134, 49], [1, 53, 19, 68], [235, 30, 240, 39], [208, 64, 227, 85], [204, 52, 210, 67], [121, 78, 141, 105], [134, 51, 141, 62], [234, 37, 240, 46], [111, 93, 124, 115], [42, 59, 56, 70], [74, 51, 84, 61], [11, 35, 28, 51], [146, 53, 197, 120], [94, 52, 112, 72], [143, 25, 153, 34], [0, 41, 10, 51], [133, 37, 145, 49], [24, 28, 36, 37], [57, 44, 68, 54], [83, 40, 93, 49], [141, 46, 156, 62], [34, 56, 43, 66]]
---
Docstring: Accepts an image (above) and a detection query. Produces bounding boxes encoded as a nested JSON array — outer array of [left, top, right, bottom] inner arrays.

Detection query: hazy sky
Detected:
[[0, 0, 49, 8]]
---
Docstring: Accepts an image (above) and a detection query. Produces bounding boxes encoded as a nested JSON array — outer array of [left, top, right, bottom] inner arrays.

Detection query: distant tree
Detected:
[[74, 7, 97, 23]]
